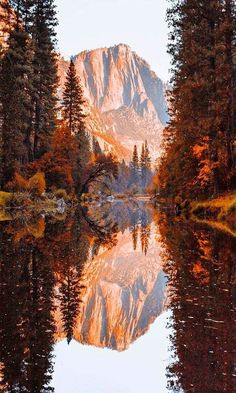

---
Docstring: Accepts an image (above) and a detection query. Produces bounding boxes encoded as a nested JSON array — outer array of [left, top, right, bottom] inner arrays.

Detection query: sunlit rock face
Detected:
[[58, 44, 168, 160], [56, 226, 167, 352]]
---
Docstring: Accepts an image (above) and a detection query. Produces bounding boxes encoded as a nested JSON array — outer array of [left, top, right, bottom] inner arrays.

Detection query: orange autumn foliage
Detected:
[[7, 172, 46, 196], [28, 172, 46, 196], [25, 124, 78, 192]]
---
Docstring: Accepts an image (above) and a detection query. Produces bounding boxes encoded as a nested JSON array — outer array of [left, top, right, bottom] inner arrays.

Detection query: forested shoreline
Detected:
[[154, 0, 236, 202]]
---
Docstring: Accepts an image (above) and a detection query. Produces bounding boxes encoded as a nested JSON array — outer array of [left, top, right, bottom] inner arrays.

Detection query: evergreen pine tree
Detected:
[[92, 136, 102, 157], [0, 0, 36, 185], [0, 23, 33, 185], [140, 140, 151, 189], [140, 143, 146, 188], [130, 144, 139, 186], [63, 59, 86, 134], [31, 0, 58, 159], [62, 59, 91, 192]]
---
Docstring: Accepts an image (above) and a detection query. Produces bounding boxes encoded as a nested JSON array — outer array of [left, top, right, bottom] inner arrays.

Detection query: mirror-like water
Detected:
[[0, 201, 235, 392]]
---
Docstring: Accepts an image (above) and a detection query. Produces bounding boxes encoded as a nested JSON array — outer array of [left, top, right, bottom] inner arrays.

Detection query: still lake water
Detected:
[[0, 201, 235, 392]]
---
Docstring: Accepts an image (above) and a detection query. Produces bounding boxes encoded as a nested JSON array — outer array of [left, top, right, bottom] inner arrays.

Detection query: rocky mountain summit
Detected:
[[58, 44, 168, 160]]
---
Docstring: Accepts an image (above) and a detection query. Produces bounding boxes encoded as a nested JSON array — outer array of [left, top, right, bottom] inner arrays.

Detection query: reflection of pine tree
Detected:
[[0, 231, 30, 391], [26, 250, 55, 393], [140, 224, 151, 256], [132, 224, 139, 251], [140, 209, 151, 255], [0, 227, 55, 393], [59, 267, 82, 344]]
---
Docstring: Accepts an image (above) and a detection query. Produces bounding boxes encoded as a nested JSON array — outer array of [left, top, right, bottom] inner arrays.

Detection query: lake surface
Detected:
[[0, 201, 235, 392]]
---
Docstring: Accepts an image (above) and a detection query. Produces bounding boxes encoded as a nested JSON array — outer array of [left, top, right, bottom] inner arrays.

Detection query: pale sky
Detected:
[[55, 0, 171, 81]]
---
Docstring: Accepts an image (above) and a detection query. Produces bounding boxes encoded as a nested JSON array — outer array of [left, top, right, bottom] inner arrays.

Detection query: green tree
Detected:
[[92, 136, 102, 157], [32, 0, 58, 159], [130, 144, 140, 186], [62, 59, 91, 192], [63, 59, 86, 134], [140, 140, 151, 189], [0, 25, 33, 185]]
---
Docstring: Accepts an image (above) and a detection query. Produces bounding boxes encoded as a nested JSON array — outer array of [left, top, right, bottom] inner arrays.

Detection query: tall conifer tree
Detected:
[[62, 60, 91, 192], [0, 0, 34, 185], [140, 140, 151, 189], [130, 144, 140, 185], [63, 59, 86, 134], [31, 0, 58, 159]]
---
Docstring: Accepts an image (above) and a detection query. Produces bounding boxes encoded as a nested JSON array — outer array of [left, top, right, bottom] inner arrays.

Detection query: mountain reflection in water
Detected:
[[0, 201, 235, 393]]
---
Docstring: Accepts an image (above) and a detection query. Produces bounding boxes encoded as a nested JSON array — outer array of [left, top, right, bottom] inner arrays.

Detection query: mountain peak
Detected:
[[73, 44, 168, 122], [58, 44, 168, 160]]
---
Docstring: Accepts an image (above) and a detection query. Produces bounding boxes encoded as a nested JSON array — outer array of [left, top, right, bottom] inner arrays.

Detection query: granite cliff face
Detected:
[[58, 44, 168, 160], [56, 225, 167, 351]]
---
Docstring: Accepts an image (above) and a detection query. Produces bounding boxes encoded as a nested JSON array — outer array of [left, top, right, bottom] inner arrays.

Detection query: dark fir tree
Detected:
[[0, 15, 33, 185], [62, 59, 91, 191], [63, 59, 86, 134], [32, 0, 58, 159], [92, 136, 102, 157], [140, 140, 151, 189], [130, 144, 140, 186]]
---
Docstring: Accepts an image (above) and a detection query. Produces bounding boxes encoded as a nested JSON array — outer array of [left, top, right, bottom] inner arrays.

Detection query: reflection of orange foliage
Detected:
[[28, 217, 45, 239], [9, 217, 46, 242], [197, 237, 212, 261], [197, 159, 211, 185], [192, 261, 209, 285]]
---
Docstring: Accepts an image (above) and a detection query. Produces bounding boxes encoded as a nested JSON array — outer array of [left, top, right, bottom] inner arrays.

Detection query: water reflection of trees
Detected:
[[0, 207, 119, 392], [0, 202, 154, 392], [157, 213, 236, 393], [86, 201, 153, 255], [0, 225, 55, 392]]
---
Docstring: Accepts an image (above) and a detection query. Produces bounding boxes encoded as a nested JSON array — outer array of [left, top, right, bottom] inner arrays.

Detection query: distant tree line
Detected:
[[111, 141, 153, 195], [156, 0, 236, 200], [0, 0, 117, 197]]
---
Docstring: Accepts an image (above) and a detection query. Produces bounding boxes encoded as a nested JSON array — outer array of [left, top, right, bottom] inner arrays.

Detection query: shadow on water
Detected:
[[0, 202, 235, 392]]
